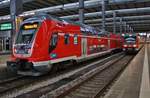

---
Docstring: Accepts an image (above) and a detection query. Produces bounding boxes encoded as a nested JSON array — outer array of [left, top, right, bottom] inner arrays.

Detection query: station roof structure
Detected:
[[0, 0, 150, 32]]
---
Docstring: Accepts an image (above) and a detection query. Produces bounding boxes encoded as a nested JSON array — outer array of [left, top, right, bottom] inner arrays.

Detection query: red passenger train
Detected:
[[7, 14, 123, 76], [122, 33, 140, 53]]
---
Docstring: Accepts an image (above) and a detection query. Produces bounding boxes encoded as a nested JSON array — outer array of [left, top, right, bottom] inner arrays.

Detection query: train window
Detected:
[[64, 34, 69, 44], [74, 34, 78, 45], [16, 22, 39, 44], [50, 33, 58, 47], [49, 33, 58, 53]]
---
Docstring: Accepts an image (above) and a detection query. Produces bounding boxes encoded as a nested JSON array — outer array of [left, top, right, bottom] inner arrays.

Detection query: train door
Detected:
[[0, 38, 3, 51], [108, 39, 110, 49], [81, 37, 87, 56]]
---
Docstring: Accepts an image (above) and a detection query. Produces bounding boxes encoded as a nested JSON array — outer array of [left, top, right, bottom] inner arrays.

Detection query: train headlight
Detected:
[[133, 44, 137, 47], [28, 49, 31, 53], [123, 45, 127, 47], [14, 48, 17, 53], [122, 34, 125, 36]]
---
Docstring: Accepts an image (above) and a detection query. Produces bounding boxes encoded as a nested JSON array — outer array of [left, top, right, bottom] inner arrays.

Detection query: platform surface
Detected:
[[148, 44, 150, 79], [0, 54, 10, 65], [103, 44, 150, 98]]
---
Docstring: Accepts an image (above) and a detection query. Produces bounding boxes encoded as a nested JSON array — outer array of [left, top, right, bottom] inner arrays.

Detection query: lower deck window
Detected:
[[74, 35, 78, 44]]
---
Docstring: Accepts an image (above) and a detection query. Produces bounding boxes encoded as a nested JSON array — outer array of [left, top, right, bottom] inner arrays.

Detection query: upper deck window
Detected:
[[51, 33, 58, 47], [48, 33, 58, 53], [74, 34, 78, 45], [64, 34, 69, 44]]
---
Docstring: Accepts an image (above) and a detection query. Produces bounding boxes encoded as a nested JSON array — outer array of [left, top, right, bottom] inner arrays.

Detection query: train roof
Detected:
[[27, 13, 101, 35]]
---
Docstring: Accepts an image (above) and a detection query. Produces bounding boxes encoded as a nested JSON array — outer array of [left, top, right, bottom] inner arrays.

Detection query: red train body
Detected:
[[7, 14, 123, 76]]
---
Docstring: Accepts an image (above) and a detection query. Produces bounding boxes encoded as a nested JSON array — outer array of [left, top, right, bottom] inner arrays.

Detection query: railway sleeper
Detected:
[[68, 92, 93, 98]]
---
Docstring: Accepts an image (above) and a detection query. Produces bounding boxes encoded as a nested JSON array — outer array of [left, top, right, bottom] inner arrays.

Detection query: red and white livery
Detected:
[[122, 33, 140, 53], [7, 14, 123, 76]]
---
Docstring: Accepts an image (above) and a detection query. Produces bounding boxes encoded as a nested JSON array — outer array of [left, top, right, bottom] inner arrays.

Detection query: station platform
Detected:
[[103, 44, 150, 98], [0, 54, 10, 65], [0, 51, 11, 55]]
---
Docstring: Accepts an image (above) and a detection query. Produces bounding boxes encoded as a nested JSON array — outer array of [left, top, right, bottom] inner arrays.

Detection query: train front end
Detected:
[[122, 34, 139, 53], [7, 16, 52, 76]]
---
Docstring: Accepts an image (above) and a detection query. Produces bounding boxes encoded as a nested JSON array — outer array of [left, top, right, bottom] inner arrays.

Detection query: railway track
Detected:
[[0, 66, 18, 80], [0, 52, 123, 98], [40, 55, 134, 98], [0, 75, 23, 84], [10, 52, 130, 98], [62, 56, 133, 98], [0, 76, 41, 95]]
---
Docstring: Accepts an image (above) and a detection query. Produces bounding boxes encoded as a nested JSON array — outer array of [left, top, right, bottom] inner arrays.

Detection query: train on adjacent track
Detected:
[[7, 13, 123, 76], [122, 33, 140, 53]]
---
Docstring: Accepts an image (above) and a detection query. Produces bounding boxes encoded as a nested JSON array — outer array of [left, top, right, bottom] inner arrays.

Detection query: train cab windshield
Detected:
[[124, 35, 136, 44], [16, 22, 39, 44]]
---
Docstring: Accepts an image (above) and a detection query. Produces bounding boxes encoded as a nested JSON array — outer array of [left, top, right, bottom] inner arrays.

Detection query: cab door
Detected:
[[81, 37, 87, 56]]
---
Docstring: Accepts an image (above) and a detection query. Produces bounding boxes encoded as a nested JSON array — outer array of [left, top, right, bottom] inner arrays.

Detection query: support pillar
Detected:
[[113, 11, 116, 33], [127, 25, 129, 33], [102, 0, 106, 33], [120, 18, 122, 34], [124, 22, 126, 33], [10, 0, 23, 49], [79, 0, 84, 24], [129, 26, 130, 33]]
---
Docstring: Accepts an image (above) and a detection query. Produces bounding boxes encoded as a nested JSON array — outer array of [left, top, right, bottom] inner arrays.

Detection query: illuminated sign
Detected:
[[0, 23, 12, 30], [23, 24, 38, 29]]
